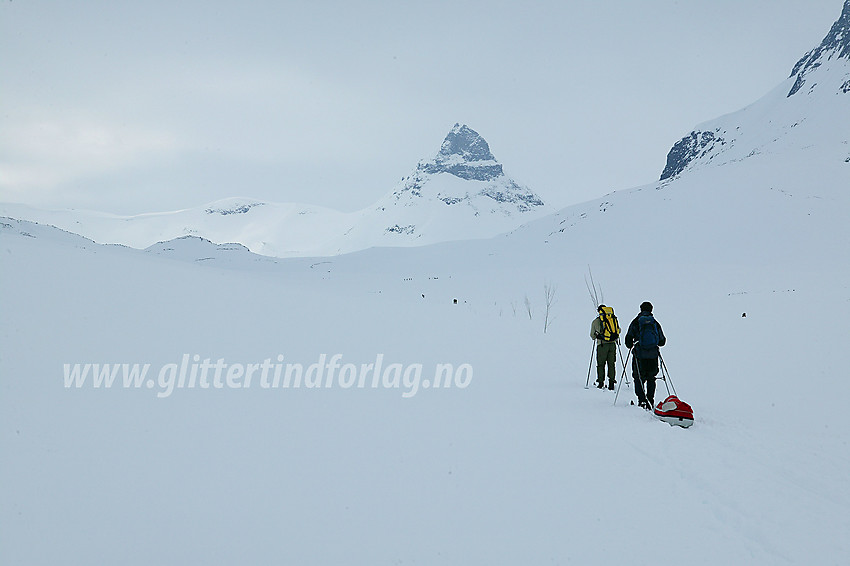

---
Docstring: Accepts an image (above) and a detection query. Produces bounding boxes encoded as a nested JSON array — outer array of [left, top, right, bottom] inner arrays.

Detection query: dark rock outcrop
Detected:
[[660, 130, 725, 181], [788, 0, 850, 97]]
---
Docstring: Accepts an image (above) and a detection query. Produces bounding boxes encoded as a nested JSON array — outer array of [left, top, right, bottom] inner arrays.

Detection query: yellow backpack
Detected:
[[598, 306, 620, 342]]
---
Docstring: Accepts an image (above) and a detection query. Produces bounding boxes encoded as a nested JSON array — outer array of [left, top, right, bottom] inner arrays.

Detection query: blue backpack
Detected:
[[637, 314, 660, 349]]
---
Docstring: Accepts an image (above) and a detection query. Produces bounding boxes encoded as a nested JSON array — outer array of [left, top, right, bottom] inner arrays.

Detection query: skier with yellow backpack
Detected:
[[590, 305, 620, 389]]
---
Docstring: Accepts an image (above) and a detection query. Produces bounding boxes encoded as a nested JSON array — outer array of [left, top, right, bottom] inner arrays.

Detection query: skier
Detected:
[[590, 304, 619, 390], [624, 301, 666, 409]]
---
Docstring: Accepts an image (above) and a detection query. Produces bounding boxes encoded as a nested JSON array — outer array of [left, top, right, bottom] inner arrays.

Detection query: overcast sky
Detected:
[[0, 0, 842, 214]]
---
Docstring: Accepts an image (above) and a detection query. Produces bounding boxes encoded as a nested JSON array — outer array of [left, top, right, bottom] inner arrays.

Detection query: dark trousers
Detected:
[[596, 342, 616, 387], [632, 356, 659, 404]]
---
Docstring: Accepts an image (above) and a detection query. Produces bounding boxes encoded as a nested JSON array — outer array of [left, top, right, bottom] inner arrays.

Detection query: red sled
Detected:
[[653, 395, 694, 428]]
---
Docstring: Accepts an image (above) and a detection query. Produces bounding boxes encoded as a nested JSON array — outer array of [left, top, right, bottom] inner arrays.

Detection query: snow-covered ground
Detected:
[[2, 139, 848, 563]]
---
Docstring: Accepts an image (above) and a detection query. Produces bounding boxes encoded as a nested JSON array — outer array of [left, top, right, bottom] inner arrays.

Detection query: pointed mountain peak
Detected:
[[788, 0, 850, 96], [383, 123, 546, 219], [438, 124, 497, 163], [420, 124, 503, 181]]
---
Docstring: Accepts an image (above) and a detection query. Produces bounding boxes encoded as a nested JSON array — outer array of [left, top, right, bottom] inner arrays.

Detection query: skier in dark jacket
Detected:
[[624, 301, 666, 410]]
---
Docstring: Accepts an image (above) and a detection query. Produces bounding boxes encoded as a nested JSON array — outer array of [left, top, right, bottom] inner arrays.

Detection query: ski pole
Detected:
[[632, 346, 645, 407], [658, 362, 672, 397], [658, 352, 677, 397], [616, 342, 630, 386], [585, 340, 595, 389], [613, 346, 632, 406]]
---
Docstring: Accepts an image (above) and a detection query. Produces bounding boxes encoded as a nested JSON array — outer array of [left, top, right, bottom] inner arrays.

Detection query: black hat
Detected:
[[640, 301, 653, 312]]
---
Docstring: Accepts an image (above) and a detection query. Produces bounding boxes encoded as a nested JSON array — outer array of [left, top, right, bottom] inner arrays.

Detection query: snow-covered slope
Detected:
[[0, 198, 355, 257], [2, 4, 850, 565], [0, 124, 548, 258], [660, 0, 850, 181], [2, 147, 849, 564]]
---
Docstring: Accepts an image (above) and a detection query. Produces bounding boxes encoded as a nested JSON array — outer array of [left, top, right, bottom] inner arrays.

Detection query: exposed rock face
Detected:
[[660, 130, 726, 181], [205, 202, 264, 215], [420, 124, 505, 181], [788, 0, 850, 97]]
